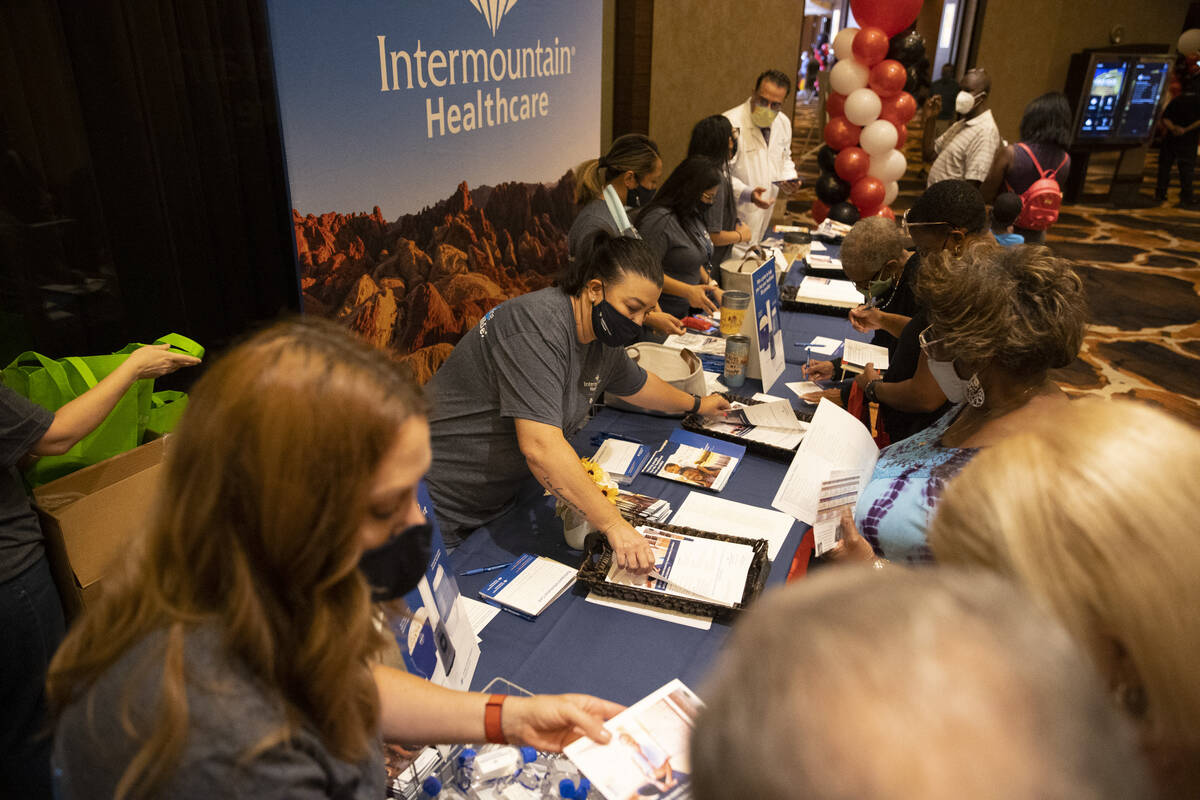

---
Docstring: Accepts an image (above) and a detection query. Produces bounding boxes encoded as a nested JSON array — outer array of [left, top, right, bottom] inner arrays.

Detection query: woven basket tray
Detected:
[[576, 520, 771, 620], [680, 392, 813, 462]]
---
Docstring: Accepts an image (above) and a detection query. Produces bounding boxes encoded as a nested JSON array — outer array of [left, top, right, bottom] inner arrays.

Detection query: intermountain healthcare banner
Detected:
[[266, 0, 602, 381]]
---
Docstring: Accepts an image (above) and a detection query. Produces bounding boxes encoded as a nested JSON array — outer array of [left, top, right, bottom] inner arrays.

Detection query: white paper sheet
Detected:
[[458, 597, 501, 640], [787, 381, 824, 400], [670, 492, 796, 560], [807, 336, 842, 355], [662, 333, 725, 355], [608, 526, 753, 607], [703, 370, 727, 394], [805, 252, 843, 270], [722, 399, 804, 431], [584, 591, 712, 630], [771, 399, 880, 526], [592, 438, 642, 476], [812, 468, 864, 556], [843, 339, 890, 371]]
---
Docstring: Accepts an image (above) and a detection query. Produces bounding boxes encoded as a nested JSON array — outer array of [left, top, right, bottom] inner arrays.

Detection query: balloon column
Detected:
[[815, 0, 922, 224]]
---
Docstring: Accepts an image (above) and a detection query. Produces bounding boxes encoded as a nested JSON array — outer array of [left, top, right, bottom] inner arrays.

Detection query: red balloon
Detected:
[[824, 116, 862, 151], [850, 176, 886, 212], [869, 60, 908, 98], [851, 27, 890, 67], [880, 92, 917, 125], [834, 146, 871, 184], [891, 121, 909, 145], [850, 0, 923, 37], [812, 199, 830, 224], [827, 92, 847, 119], [872, 205, 896, 220]]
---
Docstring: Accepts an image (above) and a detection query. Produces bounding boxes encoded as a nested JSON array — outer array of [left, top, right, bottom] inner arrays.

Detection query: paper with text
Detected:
[[771, 399, 879, 526], [843, 339, 890, 371], [812, 468, 864, 556], [607, 526, 753, 608], [670, 492, 795, 560]]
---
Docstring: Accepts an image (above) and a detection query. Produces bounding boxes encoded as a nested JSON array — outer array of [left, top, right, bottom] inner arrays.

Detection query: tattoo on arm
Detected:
[[540, 475, 584, 516]]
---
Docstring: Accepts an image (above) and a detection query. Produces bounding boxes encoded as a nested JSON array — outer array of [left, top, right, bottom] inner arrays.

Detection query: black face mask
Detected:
[[359, 522, 432, 602], [591, 293, 642, 347], [627, 184, 656, 209], [730, 138, 738, 160]]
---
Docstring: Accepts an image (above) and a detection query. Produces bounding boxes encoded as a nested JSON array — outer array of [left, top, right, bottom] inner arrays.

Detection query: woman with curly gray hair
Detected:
[[826, 240, 1088, 564]]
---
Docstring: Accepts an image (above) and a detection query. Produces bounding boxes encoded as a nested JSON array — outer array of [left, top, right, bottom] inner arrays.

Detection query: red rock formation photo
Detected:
[[294, 172, 577, 381]]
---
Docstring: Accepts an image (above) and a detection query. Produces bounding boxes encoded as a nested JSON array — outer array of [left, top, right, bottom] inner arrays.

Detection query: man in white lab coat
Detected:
[[724, 70, 801, 257]]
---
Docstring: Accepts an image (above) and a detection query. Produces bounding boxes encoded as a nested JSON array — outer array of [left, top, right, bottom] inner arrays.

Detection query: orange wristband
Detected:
[[484, 694, 508, 744]]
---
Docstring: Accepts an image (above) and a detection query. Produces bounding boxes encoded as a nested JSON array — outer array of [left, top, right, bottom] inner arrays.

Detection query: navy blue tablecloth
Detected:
[[450, 303, 861, 704]]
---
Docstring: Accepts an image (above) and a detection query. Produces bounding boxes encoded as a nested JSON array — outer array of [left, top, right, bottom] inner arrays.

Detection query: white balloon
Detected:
[[830, 60, 870, 96], [860, 120, 899, 155], [844, 88, 882, 126], [883, 181, 899, 207], [1180, 28, 1200, 55], [833, 28, 859, 62], [868, 149, 908, 183]]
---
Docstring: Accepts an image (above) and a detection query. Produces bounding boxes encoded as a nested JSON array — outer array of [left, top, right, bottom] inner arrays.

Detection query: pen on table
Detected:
[[459, 561, 512, 576]]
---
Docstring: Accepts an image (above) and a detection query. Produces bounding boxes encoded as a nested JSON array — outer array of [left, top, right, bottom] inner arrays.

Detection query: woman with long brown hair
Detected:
[[48, 318, 619, 799]]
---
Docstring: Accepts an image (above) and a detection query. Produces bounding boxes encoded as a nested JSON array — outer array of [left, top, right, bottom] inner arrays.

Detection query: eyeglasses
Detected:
[[918, 325, 950, 360], [700, 189, 717, 203], [901, 208, 951, 238], [753, 94, 784, 112]]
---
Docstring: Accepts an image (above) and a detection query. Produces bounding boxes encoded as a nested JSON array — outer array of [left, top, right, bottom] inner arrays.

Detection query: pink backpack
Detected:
[[1008, 143, 1068, 231]]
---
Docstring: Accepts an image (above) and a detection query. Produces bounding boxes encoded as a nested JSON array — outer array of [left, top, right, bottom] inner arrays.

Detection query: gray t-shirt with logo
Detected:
[[425, 287, 647, 535]]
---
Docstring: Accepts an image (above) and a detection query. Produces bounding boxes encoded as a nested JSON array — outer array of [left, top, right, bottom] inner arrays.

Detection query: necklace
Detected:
[[875, 265, 904, 311]]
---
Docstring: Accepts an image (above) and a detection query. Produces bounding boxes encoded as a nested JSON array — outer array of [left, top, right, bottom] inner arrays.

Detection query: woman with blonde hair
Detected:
[[828, 241, 1087, 563], [929, 399, 1200, 796], [48, 318, 620, 799]]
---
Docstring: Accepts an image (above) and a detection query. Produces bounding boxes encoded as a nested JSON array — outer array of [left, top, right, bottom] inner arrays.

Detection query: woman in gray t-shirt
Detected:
[[425, 235, 731, 571], [635, 157, 726, 319], [49, 319, 623, 799]]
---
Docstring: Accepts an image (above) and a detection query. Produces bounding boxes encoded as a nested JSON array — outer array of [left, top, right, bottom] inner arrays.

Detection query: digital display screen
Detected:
[[1117, 60, 1170, 139], [1079, 61, 1129, 136]]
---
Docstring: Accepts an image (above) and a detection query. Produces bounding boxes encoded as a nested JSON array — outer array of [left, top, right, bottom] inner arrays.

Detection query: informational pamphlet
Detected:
[[812, 468, 865, 556], [750, 257, 786, 392], [699, 400, 807, 451], [842, 339, 890, 373], [771, 399, 880, 526], [661, 332, 726, 356], [643, 430, 745, 493], [564, 679, 703, 800], [616, 490, 672, 523], [606, 525, 753, 608], [794, 276, 864, 308], [478, 554, 577, 620], [591, 437, 653, 485]]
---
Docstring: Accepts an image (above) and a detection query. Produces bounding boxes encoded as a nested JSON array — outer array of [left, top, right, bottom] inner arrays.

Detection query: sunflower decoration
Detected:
[[580, 457, 604, 481], [552, 457, 621, 521]]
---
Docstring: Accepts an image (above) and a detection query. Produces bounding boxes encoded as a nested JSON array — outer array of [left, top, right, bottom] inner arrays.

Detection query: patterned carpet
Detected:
[[786, 101, 1200, 425]]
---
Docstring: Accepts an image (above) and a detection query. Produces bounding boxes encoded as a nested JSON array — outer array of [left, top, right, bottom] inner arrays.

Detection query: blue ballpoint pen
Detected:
[[459, 561, 513, 577]]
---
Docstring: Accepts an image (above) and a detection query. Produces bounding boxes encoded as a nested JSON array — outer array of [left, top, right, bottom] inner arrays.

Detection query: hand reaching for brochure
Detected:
[[606, 522, 656, 574], [502, 694, 624, 752], [802, 360, 834, 381], [751, 187, 772, 209], [697, 394, 731, 416], [849, 305, 883, 333], [825, 508, 876, 564], [645, 310, 685, 336]]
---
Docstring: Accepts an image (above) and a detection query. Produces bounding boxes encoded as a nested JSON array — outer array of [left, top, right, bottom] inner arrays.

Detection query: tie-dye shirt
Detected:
[[854, 405, 978, 563]]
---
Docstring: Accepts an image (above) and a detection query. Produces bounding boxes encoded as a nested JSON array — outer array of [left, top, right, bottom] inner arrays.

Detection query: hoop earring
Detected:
[[966, 374, 985, 408]]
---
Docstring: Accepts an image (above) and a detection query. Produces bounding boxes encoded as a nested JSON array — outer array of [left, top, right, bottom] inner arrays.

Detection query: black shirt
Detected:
[[878, 312, 952, 443], [871, 252, 922, 353]]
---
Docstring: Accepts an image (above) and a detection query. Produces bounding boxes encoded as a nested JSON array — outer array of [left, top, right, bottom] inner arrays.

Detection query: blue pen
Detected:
[[460, 561, 512, 576]]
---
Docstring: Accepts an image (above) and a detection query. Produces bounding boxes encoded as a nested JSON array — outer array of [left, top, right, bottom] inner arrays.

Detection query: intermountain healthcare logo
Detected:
[[469, 0, 518, 36]]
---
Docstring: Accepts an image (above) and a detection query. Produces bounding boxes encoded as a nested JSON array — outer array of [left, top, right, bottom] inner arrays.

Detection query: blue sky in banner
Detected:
[[267, 0, 601, 218]]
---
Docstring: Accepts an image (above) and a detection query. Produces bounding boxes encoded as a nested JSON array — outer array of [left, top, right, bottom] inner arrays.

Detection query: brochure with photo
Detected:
[[606, 525, 753, 608], [565, 679, 703, 800], [643, 430, 745, 493]]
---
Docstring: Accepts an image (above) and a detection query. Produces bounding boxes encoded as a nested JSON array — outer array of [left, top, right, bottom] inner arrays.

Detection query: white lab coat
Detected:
[[724, 98, 798, 255]]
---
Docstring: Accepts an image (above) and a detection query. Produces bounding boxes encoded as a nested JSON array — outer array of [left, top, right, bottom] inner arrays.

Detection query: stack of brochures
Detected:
[[478, 554, 577, 620], [592, 437, 654, 485], [695, 398, 808, 452], [616, 490, 672, 523], [607, 525, 754, 608], [643, 430, 745, 493], [793, 275, 864, 309]]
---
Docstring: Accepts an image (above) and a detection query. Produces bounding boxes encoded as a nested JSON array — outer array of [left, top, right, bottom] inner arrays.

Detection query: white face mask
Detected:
[[955, 90, 980, 115], [927, 358, 970, 403]]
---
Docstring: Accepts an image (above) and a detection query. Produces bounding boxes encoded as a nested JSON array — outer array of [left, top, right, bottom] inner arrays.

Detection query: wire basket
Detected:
[[681, 392, 813, 462]]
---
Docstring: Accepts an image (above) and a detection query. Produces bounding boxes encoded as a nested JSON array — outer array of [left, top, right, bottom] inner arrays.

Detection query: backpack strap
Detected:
[[1017, 142, 1067, 180]]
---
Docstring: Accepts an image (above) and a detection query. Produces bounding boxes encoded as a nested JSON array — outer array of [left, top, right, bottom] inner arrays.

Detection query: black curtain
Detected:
[[0, 0, 299, 369]]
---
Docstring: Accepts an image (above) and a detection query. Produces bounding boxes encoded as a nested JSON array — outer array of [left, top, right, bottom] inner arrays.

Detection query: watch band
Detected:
[[690, 394, 702, 414], [484, 694, 508, 744]]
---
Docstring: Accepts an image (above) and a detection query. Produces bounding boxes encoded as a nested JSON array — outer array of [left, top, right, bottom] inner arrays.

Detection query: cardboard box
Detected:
[[33, 437, 166, 621]]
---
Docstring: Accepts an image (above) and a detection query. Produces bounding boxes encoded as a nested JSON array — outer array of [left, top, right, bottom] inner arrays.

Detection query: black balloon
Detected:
[[817, 145, 839, 173], [828, 201, 861, 225], [888, 32, 927, 67], [815, 172, 851, 205], [904, 65, 922, 96]]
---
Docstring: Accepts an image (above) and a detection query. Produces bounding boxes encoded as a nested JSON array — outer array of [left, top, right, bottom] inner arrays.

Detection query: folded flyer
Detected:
[[643, 430, 745, 493], [565, 679, 703, 800], [478, 554, 576, 620], [606, 525, 753, 608]]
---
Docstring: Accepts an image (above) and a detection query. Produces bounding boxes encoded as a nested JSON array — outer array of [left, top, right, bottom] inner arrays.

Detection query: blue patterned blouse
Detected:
[[853, 405, 979, 563]]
